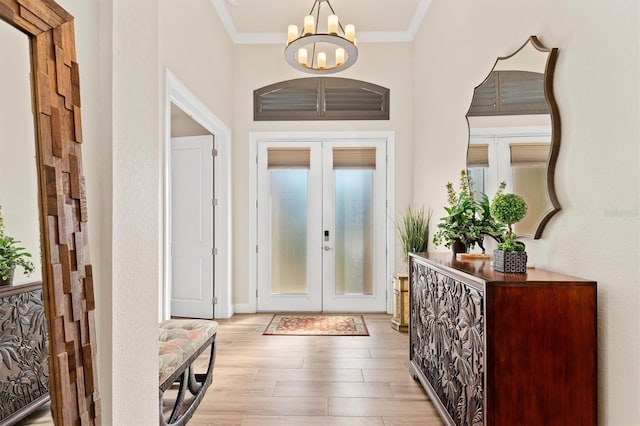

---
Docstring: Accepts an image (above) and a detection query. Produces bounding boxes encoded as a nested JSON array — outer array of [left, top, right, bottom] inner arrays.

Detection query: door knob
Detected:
[[323, 246, 333, 251]]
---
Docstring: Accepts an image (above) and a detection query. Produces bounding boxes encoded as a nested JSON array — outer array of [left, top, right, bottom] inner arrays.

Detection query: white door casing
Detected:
[[171, 136, 214, 319]]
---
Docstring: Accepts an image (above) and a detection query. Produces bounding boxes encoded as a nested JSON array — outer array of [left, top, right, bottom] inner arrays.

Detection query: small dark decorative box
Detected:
[[493, 250, 527, 273]]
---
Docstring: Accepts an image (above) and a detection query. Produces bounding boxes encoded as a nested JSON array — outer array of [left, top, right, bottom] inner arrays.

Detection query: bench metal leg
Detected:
[[159, 339, 217, 426], [168, 369, 189, 424]]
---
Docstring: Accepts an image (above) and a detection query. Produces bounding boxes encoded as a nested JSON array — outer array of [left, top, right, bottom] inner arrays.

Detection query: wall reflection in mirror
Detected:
[[467, 36, 560, 239], [0, 19, 41, 285]]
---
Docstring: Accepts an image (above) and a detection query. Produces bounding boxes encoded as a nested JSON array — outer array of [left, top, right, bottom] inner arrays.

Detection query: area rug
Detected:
[[263, 314, 369, 336]]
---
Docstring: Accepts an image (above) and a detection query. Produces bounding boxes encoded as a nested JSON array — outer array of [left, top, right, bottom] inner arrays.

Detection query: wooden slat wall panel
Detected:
[[19, 5, 50, 31], [0, 2, 43, 34], [0, 1, 101, 424], [17, 0, 66, 27]]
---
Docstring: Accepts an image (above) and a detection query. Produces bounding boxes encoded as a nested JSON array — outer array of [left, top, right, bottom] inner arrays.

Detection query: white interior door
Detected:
[[257, 139, 387, 312], [171, 135, 214, 318]]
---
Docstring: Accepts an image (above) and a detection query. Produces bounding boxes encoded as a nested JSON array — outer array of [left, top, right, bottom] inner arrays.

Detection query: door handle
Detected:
[[323, 246, 333, 251]]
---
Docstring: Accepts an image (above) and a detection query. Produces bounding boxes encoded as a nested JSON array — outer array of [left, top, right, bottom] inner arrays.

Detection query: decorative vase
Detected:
[[0, 265, 15, 286], [493, 250, 527, 273], [451, 239, 468, 255]]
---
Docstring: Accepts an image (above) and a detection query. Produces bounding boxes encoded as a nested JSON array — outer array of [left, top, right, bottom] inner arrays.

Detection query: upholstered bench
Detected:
[[159, 319, 218, 426]]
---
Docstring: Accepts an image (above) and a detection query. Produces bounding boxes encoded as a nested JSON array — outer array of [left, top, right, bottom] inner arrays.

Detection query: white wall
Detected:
[[60, 0, 161, 423], [51, 0, 235, 422], [412, 0, 639, 424], [232, 42, 415, 306], [160, 0, 234, 127], [110, 0, 161, 423]]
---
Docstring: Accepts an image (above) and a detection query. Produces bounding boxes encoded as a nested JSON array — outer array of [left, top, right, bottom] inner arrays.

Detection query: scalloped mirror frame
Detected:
[[0, 0, 100, 424], [466, 36, 560, 239]]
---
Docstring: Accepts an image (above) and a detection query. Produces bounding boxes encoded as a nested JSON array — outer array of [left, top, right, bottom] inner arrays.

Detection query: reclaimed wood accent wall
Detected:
[[0, 0, 101, 424]]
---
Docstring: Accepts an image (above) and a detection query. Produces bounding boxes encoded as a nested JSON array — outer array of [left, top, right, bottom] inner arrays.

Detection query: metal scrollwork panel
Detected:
[[411, 261, 485, 426], [0, 288, 49, 422]]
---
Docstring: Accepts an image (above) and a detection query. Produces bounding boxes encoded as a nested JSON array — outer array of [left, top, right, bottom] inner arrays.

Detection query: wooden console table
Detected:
[[408, 252, 597, 426], [0, 283, 49, 425]]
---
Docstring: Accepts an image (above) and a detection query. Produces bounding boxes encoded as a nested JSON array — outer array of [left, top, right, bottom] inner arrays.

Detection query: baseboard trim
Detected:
[[233, 304, 255, 314]]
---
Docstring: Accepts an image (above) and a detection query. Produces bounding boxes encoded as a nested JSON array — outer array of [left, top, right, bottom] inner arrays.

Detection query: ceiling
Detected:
[[210, 0, 433, 44]]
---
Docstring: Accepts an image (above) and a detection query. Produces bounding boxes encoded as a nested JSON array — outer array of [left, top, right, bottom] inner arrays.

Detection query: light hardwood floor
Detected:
[[21, 313, 444, 425]]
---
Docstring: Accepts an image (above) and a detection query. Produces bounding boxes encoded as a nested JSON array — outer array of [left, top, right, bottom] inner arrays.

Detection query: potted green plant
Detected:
[[392, 205, 431, 331], [0, 206, 35, 286], [396, 205, 432, 263], [432, 170, 506, 254], [490, 192, 528, 273]]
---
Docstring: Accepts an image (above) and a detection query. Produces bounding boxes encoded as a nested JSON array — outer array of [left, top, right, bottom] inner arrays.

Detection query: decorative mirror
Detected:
[[0, 17, 41, 286], [0, 1, 100, 424], [466, 36, 560, 239]]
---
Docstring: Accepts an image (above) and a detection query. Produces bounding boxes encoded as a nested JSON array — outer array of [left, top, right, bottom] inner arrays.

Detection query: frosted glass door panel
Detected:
[[270, 169, 309, 294], [334, 170, 374, 295]]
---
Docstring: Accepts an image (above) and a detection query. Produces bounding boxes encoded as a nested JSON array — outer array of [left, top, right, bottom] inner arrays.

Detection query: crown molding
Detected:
[[408, 0, 432, 38], [211, 0, 432, 45], [210, 0, 239, 39]]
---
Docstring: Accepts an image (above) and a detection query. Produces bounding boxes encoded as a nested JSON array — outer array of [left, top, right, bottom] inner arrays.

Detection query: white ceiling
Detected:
[[210, 0, 432, 44]]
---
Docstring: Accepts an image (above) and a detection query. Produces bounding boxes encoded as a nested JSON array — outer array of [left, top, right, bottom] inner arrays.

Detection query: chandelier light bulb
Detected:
[[335, 48, 345, 66], [303, 15, 315, 35], [345, 24, 355, 42], [297, 48, 308, 66], [288, 25, 298, 44], [317, 52, 327, 69], [328, 14, 339, 35]]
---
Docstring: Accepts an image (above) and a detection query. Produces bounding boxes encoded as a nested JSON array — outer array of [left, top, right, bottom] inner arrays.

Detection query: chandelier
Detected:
[[285, 0, 358, 74]]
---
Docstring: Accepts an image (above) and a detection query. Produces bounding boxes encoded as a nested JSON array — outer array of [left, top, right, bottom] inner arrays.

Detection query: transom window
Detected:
[[254, 77, 390, 121]]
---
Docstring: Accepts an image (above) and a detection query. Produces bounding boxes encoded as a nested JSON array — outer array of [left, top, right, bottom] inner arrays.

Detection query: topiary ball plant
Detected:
[[490, 193, 528, 252]]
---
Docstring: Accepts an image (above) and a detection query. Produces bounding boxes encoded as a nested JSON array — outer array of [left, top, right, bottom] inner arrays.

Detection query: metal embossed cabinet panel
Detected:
[[0, 283, 49, 425], [408, 252, 597, 426], [409, 256, 485, 425]]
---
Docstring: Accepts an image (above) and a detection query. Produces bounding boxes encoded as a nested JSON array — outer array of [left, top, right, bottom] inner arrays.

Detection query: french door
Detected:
[[257, 139, 387, 312]]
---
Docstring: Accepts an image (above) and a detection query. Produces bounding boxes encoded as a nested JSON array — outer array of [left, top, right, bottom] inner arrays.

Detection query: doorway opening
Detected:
[[249, 132, 395, 314], [163, 70, 232, 320]]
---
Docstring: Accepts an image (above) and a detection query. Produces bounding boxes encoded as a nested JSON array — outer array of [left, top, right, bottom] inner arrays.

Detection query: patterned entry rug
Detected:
[[263, 314, 369, 336]]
